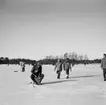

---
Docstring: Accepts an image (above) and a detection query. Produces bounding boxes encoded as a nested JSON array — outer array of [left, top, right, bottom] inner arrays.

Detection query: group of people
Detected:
[[30, 58, 73, 86], [54, 58, 72, 79], [19, 54, 106, 86]]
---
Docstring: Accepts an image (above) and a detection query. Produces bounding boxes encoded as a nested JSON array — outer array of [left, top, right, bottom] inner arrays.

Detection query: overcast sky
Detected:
[[0, 0, 106, 60]]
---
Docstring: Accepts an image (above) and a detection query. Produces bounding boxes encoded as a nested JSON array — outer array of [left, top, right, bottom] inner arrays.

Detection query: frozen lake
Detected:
[[0, 64, 106, 105]]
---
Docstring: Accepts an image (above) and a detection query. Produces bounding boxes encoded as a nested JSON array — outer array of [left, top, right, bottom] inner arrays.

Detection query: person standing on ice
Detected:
[[63, 58, 72, 79], [19, 61, 25, 72], [101, 54, 106, 81], [54, 59, 63, 79]]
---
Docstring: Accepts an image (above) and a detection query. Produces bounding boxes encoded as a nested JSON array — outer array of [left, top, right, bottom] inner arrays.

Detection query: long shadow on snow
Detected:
[[42, 75, 101, 85], [42, 79, 77, 85], [71, 74, 101, 79]]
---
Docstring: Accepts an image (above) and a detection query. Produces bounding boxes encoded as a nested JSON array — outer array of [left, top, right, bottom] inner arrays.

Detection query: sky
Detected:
[[0, 0, 106, 60]]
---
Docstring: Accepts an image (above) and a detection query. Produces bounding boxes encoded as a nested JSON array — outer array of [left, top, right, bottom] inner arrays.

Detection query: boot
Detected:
[[66, 75, 69, 79], [57, 74, 60, 79]]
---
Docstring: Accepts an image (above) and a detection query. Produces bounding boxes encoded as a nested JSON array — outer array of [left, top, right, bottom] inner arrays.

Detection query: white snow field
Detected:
[[0, 64, 106, 105]]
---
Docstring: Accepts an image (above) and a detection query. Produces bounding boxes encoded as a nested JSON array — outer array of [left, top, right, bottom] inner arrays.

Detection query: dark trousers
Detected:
[[22, 67, 25, 72], [103, 69, 106, 79], [30, 74, 37, 83], [30, 73, 44, 83], [65, 69, 69, 75], [56, 71, 61, 78]]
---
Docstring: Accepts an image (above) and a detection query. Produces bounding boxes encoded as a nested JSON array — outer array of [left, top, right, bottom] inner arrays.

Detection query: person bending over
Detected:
[[30, 62, 44, 85]]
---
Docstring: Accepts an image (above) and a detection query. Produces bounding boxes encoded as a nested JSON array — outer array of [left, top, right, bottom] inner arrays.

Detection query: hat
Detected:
[[103, 54, 106, 57]]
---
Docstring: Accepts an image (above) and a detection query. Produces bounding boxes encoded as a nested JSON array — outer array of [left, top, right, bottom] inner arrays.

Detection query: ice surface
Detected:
[[0, 64, 106, 105]]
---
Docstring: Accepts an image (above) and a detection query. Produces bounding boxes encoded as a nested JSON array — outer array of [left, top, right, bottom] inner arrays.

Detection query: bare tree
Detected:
[[68, 53, 72, 59], [71, 52, 78, 60], [64, 53, 68, 59], [84, 54, 89, 60], [78, 55, 83, 60]]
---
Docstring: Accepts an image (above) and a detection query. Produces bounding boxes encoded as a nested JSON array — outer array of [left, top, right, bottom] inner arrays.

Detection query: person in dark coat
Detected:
[[30, 62, 44, 85]]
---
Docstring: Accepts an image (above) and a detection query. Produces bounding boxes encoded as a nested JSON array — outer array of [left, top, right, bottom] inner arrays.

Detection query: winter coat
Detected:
[[101, 57, 106, 69]]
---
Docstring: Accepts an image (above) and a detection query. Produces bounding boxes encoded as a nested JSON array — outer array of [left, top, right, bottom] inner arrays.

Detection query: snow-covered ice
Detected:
[[0, 64, 106, 105]]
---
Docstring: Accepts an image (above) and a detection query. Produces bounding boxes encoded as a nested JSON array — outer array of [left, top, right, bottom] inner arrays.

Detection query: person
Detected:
[[63, 58, 72, 79], [30, 62, 44, 85], [101, 54, 106, 81], [54, 59, 63, 79], [22, 63, 25, 72], [19, 61, 25, 72]]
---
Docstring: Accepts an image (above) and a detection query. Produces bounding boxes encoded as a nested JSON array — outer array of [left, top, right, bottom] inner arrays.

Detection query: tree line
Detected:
[[0, 52, 101, 65], [38, 58, 101, 65], [38, 52, 101, 65], [0, 57, 36, 65]]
